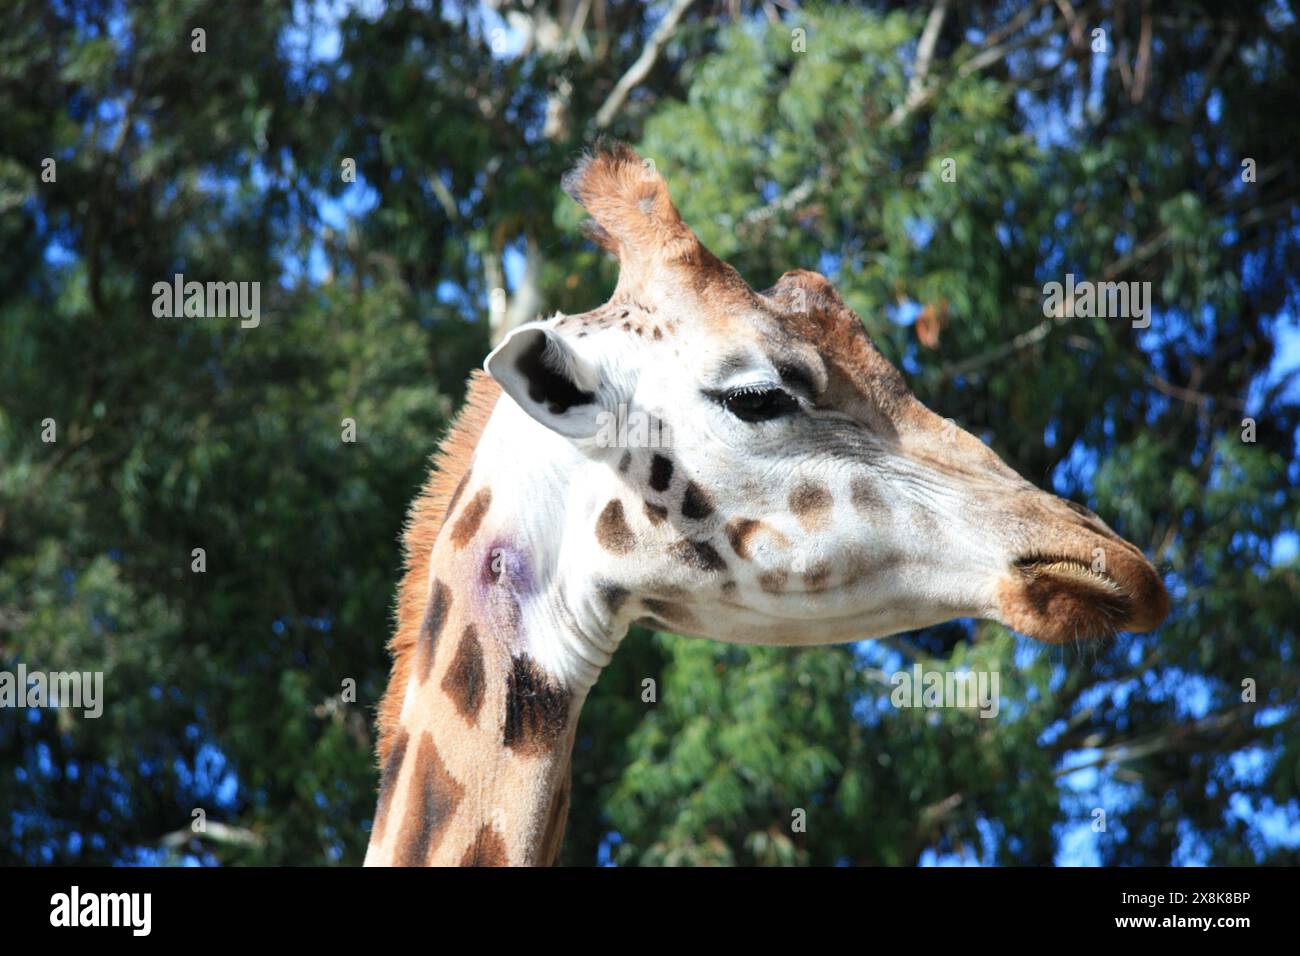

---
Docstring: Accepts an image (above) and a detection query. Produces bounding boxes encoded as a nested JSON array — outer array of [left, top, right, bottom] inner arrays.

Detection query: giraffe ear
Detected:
[[485, 322, 607, 440], [562, 142, 709, 299]]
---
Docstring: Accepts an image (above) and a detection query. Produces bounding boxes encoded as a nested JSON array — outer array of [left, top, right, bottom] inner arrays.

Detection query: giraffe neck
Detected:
[[365, 397, 627, 866]]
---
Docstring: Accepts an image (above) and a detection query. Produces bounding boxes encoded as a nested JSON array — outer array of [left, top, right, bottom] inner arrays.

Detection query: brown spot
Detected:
[[371, 727, 409, 844], [850, 475, 881, 514], [726, 518, 762, 559], [376, 373, 498, 766], [394, 732, 464, 866], [460, 824, 509, 866], [451, 488, 492, 548], [670, 539, 727, 573], [651, 326, 662, 340], [597, 499, 636, 554], [721, 580, 738, 597], [681, 481, 714, 521], [841, 548, 905, 587], [644, 501, 668, 525], [504, 657, 571, 756], [597, 581, 630, 615], [803, 561, 833, 591], [441, 470, 471, 532], [441, 625, 485, 725], [649, 454, 673, 492], [618, 451, 632, 473], [642, 597, 696, 626], [646, 582, 687, 599], [789, 481, 833, 531], [416, 580, 451, 682], [644, 600, 696, 624], [759, 571, 789, 593]]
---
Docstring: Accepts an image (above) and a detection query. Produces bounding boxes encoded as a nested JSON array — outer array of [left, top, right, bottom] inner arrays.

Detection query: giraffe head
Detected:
[[485, 143, 1168, 649]]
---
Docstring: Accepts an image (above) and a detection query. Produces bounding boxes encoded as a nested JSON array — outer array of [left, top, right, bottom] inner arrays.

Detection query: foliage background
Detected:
[[1, 0, 1297, 866]]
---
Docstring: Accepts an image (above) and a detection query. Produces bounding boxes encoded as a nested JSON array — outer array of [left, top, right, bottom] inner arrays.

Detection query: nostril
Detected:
[[1063, 499, 1117, 538], [1064, 499, 1099, 522]]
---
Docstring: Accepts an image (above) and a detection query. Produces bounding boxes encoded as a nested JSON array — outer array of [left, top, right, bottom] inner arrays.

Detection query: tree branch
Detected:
[[1053, 708, 1270, 779], [160, 821, 265, 850], [594, 0, 696, 128], [888, 0, 950, 127]]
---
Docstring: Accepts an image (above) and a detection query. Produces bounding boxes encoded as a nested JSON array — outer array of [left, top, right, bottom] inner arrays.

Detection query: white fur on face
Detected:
[[473, 311, 1021, 686]]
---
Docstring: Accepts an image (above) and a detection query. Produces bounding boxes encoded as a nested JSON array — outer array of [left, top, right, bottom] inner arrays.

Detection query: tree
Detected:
[[1, 0, 1296, 867]]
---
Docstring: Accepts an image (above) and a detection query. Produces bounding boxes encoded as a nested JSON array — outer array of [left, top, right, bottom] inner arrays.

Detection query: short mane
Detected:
[[375, 370, 501, 763]]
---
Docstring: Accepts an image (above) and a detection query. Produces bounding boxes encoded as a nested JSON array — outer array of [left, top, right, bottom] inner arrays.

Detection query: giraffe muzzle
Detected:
[[997, 537, 1169, 644]]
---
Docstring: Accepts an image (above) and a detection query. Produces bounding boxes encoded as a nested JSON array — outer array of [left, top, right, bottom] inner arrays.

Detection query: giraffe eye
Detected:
[[721, 386, 799, 423]]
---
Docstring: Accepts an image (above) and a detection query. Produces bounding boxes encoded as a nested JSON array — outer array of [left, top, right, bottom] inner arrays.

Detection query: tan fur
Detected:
[[563, 141, 701, 263], [537, 730, 576, 866], [376, 371, 501, 765], [564, 141, 750, 302], [368, 142, 1169, 866], [763, 270, 915, 426]]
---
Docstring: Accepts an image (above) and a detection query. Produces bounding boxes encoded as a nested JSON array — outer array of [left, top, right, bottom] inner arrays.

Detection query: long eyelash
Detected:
[[699, 384, 797, 414]]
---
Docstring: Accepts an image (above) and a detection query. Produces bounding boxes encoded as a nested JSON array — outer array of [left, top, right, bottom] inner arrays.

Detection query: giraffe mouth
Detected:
[[1013, 556, 1124, 595], [1000, 555, 1136, 643]]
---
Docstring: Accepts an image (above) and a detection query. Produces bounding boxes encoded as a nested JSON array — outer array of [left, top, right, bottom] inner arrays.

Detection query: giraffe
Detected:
[[363, 142, 1170, 866]]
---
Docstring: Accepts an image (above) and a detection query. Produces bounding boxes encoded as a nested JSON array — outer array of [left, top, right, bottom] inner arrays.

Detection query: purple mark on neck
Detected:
[[479, 536, 536, 600], [476, 538, 534, 637], [480, 538, 535, 621]]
